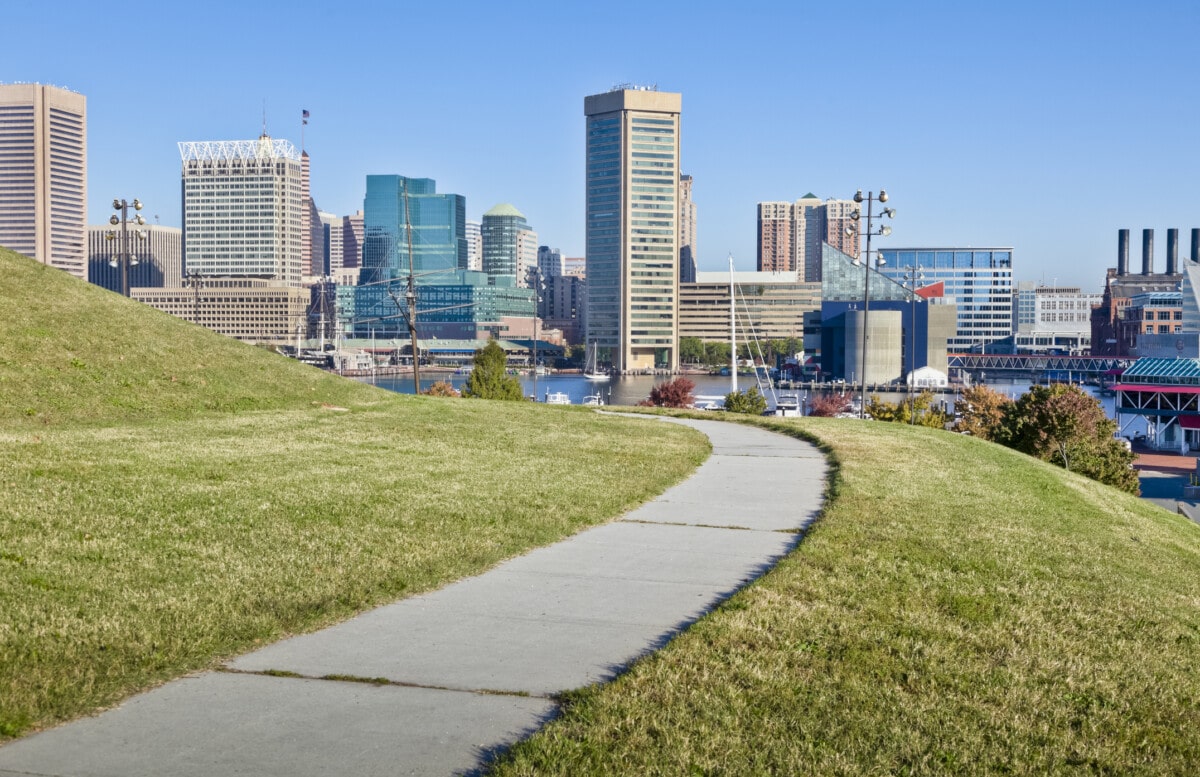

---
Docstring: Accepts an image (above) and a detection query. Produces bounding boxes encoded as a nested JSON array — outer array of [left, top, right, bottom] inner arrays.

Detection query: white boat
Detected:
[[582, 394, 604, 407], [583, 342, 610, 381], [544, 391, 571, 405], [772, 393, 802, 417]]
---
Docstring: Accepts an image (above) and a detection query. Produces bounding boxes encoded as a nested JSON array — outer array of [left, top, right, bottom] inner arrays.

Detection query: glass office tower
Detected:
[[584, 88, 681, 373], [359, 175, 466, 287]]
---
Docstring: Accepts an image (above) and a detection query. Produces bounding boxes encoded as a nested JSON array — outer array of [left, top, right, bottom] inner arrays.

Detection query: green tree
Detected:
[[679, 337, 706, 365], [705, 342, 731, 368], [998, 384, 1138, 493], [462, 340, 524, 401], [724, 386, 768, 415]]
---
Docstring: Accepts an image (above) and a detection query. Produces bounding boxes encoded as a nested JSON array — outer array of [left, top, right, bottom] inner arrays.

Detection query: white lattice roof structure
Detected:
[[177, 136, 299, 163]]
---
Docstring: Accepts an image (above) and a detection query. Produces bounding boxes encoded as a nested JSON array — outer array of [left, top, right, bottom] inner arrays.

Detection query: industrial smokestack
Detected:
[[1118, 229, 1129, 276], [1192, 228, 1200, 264], [1142, 229, 1154, 275], [1167, 228, 1179, 275]]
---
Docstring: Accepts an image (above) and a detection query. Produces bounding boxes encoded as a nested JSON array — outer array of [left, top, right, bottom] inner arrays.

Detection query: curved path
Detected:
[[0, 417, 826, 777]]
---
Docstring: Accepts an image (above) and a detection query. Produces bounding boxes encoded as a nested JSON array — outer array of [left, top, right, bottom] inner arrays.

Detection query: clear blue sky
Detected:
[[5, 0, 1198, 289]]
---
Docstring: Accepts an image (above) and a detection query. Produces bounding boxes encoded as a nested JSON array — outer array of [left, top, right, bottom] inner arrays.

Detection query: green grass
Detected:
[[491, 417, 1200, 776], [0, 248, 709, 738]]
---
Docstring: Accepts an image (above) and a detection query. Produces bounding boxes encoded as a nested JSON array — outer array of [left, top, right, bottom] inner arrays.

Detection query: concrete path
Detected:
[[0, 417, 826, 777]]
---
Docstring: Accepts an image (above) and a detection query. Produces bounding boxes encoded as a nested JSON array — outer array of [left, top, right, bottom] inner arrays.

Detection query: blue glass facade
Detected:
[[359, 175, 466, 287], [878, 248, 1014, 350], [352, 269, 534, 339]]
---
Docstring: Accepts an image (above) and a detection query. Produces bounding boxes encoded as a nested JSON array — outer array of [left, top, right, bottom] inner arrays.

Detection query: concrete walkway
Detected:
[[0, 417, 827, 777]]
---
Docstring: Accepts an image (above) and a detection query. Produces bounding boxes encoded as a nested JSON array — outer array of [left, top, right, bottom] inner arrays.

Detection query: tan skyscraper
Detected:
[[0, 84, 87, 278], [678, 173, 697, 283], [584, 87, 681, 373]]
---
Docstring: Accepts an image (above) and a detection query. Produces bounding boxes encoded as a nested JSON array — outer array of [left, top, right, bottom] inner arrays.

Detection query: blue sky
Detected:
[[4, 1, 1198, 289]]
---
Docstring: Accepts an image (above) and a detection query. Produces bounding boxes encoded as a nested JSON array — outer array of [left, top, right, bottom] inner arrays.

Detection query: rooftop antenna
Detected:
[[261, 99, 267, 137]]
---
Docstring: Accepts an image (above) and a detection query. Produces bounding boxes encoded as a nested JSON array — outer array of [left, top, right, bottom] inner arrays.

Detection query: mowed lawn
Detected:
[[0, 248, 710, 738], [492, 416, 1200, 776]]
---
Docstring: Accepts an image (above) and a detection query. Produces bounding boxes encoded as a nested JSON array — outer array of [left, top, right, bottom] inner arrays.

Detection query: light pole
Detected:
[[845, 189, 896, 419], [902, 264, 925, 424], [183, 270, 205, 324], [105, 198, 146, 297], [528, 267, 546, 401]]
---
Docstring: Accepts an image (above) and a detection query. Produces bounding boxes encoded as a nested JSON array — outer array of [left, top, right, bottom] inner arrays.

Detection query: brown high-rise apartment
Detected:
[[756, 195, 859, 282], [0, 84, 87, 278]]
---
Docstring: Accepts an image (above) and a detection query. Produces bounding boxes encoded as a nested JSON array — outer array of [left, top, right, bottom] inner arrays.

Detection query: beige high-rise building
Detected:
[[678, 173, 697, 283], [88, 223, 182, 292], [756, 195, 859, 282], [584, 87, 681, 373], [0, 84, 87, 278]]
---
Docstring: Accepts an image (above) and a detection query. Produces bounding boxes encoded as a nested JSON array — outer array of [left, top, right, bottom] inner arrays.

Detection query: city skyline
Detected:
[[3, 1, 1199, 290]]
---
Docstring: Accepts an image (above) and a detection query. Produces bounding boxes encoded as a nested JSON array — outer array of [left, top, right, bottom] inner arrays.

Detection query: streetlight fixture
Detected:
[[528, 266, 547, 401], [845, 189, 896, 419], [105, 198, 147, 297], [902, 264, 925, 424]]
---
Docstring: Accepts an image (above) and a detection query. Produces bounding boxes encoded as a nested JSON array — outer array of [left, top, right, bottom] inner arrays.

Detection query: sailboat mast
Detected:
[[729, 253, 737, 394]]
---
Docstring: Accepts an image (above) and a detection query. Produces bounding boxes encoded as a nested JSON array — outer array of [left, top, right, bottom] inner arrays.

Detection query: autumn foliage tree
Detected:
[[954, 384, 1011, 440], [639, 377, 696, 408], [866, 391, 949, 428], [997, 383, 1138, 493], [422, 381, 460, 397], [807, 391, 854, 417]]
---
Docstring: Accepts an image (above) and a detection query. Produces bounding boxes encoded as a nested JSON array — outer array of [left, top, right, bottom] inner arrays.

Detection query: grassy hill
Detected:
[[0, 248, 709, 739], [0, 247, 385, 426], [493, 417, 1200, 775]]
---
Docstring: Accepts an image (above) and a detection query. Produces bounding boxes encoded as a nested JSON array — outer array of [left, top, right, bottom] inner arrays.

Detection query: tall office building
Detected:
[[584, 87, 681, 373], [757, 195, 859, 282], [878, 247, 1014, 350], [0, 84, 87, 278], [482, 203, 537, 286], [359, 175, 465, 288], [88, 224, 182, 292], [319, 210, 343, 274], [178, 135, 304, 284], [342, 210, 363, 269], [678, 173, 697, 283]]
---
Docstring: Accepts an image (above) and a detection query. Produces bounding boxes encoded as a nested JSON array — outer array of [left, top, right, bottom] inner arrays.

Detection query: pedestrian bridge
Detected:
[[949, 354, 1134, 380]]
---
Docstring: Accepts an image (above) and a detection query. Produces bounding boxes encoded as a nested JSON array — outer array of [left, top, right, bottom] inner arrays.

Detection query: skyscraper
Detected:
[[537, 245, 564, 278], [678, 173, 697, 284], [481, 203, 536, 286], [465, 220, 482, 272], [0, 84, 87, 278], [319, 210, 343, 274], [342, 210, 363, 269], [757, 195, 859, 281], [584, 87, 681, 373], [178, 135, 304, 284], [88, 224, 182, 292], [360, 175, 465, 288]]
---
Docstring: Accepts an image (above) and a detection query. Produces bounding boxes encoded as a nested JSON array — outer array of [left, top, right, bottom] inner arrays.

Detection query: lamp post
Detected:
[[845, 189, 896, 419], [902, 264, 925, 424], [183, 270, 206, 324], [528, 267, 546, 401], [105, 198, 146, 297]]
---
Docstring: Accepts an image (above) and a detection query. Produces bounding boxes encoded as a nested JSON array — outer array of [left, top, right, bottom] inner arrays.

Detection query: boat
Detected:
[[583, 342, 610, 381], [544, 391, 571, 405], [771, 393, 802, 417], [582, 394, 604, 407]]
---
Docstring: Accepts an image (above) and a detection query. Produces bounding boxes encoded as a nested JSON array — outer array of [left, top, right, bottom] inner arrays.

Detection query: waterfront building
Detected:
[[1114, 357, 1200, 452], [679, 174, 697, 283], [544, 273, 585, 344], [88, 224, 182, 292], [352, 269, 535, 340], [819, 244, 957, 383], [678, 271, 819, 343], [481, 203, 536, 287], [134, 279, 311, 345], [1092, 228, 1186, 356], [1012, 281, 1101, 354], [877, 247, 1014, 351], [359, 175, 466, 288], [178, 135, 304, 284], [584, 87, 682, 372], [0, 84, 87, 279]]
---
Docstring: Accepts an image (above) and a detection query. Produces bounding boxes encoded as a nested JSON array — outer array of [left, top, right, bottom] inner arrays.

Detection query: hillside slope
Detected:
[[0, 247, 387, 426]]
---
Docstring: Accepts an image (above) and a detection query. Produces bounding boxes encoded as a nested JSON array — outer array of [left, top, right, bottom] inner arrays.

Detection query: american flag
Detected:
[[302, 109, 310, 125]]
